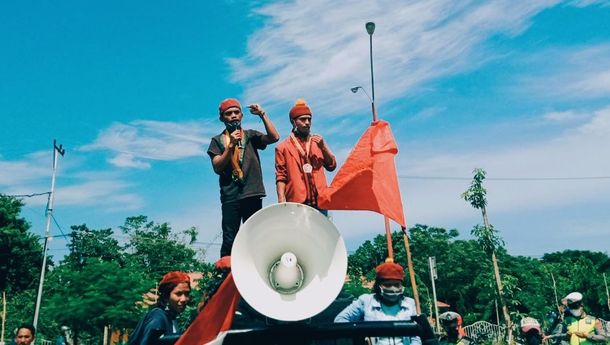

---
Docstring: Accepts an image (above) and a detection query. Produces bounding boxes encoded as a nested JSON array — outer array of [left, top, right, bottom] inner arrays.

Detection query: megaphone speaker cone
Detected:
[[231, 203, 347, 322]]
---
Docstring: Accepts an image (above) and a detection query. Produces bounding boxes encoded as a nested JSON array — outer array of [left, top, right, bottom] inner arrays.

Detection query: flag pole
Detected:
[[402, 227, 421, 313]]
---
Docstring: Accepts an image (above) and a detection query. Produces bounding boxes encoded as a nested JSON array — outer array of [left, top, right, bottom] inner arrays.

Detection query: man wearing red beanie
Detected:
[[335, 261, 421, 345], [275, 99, 336, 214], [207, 98, 279, 257]]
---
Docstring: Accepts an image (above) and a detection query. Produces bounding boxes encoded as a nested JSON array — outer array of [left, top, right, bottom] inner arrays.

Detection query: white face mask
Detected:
[[570, 308, 582, 317], [380, 286, 404, 303]]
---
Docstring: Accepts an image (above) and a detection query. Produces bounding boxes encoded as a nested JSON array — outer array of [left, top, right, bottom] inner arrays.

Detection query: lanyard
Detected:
[[289, 133, 311, 160], [223, 129, 246, 182]]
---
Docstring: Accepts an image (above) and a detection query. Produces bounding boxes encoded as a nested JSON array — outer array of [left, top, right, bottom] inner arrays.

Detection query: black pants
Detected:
[[220, 196, 263, 257]]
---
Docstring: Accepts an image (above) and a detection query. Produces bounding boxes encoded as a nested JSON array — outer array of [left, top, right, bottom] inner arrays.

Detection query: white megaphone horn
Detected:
[[231, 202, 348, 322]]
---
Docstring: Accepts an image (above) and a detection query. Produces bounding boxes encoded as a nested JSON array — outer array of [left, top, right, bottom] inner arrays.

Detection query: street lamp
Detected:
[[350, 86, 377, 121], [365, 21, 376, 121]]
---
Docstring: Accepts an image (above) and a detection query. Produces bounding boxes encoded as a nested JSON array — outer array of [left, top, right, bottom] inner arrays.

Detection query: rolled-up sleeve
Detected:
[[275, 146, 288, 183]]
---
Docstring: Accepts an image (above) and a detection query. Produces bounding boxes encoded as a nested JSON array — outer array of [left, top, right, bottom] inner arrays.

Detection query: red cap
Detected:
[[375, 262, 404, 281], [215, 256, 231, 270], [289, 99, 312, 120], [219, 98, 241, 115], [159, 271, 190, 286]]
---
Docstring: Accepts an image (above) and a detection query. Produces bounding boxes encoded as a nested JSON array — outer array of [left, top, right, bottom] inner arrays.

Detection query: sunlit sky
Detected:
[[1, 0, 609, 263]]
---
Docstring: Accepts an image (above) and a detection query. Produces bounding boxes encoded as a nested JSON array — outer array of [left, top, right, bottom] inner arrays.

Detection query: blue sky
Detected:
[[1, 0, 609, 264]]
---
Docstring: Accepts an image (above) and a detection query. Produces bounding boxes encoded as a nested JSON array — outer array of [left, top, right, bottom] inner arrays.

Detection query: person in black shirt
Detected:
[[207, 98, 279, 257]]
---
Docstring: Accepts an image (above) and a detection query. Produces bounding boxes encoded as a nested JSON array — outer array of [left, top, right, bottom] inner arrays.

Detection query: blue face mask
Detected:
[[225, 120, 241, 132]]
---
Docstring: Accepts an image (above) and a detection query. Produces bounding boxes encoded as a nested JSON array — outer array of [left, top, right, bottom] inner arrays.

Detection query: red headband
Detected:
[[219, 98, 241, 115], [159, 271, 190, 286]]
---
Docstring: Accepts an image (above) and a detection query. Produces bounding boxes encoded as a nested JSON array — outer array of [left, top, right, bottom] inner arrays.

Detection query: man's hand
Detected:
[[229, 130, 242, 148], [248, 103, 266, 117], [572, 332, 589, 339], [311, 134, 325, 149]]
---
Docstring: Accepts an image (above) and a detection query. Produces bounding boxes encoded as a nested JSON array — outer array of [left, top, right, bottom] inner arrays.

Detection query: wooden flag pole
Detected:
[[1, 291, 6, 345], [402, 227, 421, 314], [384, 216, 394, 260], [604, 273, 610, 310]]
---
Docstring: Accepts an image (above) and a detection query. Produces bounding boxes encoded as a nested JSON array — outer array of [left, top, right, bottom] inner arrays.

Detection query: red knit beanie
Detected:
[[289, 99, 312, 120], [219, 98, 241, 115], [375, 262, 404, 281], [159, 271, 191, 286]]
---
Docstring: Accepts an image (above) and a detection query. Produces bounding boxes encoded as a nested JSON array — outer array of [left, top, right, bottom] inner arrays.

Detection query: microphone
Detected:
[[235, 122, 242, 148], [227, 120, 242, 148]]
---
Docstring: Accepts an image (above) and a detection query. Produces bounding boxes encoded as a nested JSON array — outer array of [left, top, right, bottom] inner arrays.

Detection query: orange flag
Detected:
[[175, 258, 240, 345], [318, 120, 406, 228]]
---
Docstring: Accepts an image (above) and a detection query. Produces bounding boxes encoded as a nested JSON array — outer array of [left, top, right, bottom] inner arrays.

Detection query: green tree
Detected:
[[0, 195, 48, 337], [43, 224, 147, 344], [44, 259, 148, 344], [462, 168, 513, 342], [0, 195, 43, 293], [121, 215, 206, 280]]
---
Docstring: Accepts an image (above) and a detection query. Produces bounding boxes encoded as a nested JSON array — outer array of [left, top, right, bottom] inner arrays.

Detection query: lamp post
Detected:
[[365, 22, 376, 121], [351, 86, 377, 122]]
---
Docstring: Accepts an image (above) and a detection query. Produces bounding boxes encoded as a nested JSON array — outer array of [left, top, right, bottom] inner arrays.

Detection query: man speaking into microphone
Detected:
[[208, 98, 280, 257]]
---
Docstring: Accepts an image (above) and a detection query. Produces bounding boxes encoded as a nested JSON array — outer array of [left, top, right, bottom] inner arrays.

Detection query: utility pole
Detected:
[[429, 257, 440, 334], [33, 140, 65, 329]]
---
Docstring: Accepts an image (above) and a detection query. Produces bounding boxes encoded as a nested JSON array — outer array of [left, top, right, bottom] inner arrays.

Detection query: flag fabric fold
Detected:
[[175, 271, 240, 345], [318, 120, 406, 228]]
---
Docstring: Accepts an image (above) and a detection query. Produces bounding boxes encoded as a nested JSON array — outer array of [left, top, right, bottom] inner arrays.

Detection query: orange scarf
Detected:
[[223, 129, 245, 183]]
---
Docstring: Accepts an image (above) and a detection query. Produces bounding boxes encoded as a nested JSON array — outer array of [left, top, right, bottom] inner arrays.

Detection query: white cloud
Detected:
[[0, 152, 51, 187], [542, 110, 588, 122], [230, 0, 559, 115], [55, 179, 143, 211], [405, 105, 610, 220], [81, 119, 216, 169], [567, 0, 610, 7], [0, 151, 144, 212], [520, 44, 610, 100]]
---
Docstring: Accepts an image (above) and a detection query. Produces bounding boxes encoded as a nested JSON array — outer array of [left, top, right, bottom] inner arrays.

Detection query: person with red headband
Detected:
[[438, 311, 472, 345], [207, 99, 279, 257], [275, 99, 336, 214], [335, 261, 422, 345], [128, 272, 191, 345]]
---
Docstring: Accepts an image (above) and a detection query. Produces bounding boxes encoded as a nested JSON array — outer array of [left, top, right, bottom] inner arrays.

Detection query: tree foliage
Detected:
[[0, 195, 43, 293], [346, 225, 610, 329]]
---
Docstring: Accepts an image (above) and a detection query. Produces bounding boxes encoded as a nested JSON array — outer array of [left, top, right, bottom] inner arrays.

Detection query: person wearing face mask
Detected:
[[207, 98, 280, 257], [519, 317, 543, 345], [334, 261, 422, 345], [547, 292, 607, 345], [275, 99, 336, 214], [438, 312, 472, 345], [128, 272, 192, 345]]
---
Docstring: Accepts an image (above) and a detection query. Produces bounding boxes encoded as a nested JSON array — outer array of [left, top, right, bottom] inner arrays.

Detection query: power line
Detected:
[[4, 192, 51, 198], [51, 214, 67, 238], [398, 175, 610, 181]]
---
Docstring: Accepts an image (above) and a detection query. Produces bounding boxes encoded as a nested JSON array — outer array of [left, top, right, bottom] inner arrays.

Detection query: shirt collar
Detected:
[[371, 296, 410, 310]]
